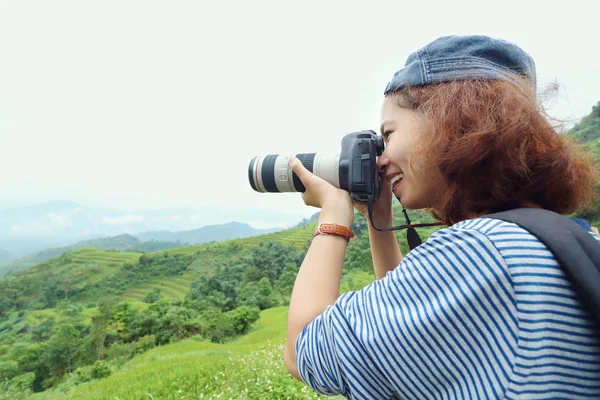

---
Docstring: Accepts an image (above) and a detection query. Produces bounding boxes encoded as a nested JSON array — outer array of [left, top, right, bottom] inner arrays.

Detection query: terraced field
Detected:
[[154, 222, 316, 256], [116, 223, 316, 301], [8, 223, 316, 305], [20, 248, 142, 277], [15, 248, 143, 297], [229, 222, 315, 249], [119, 274, 193, 302], [69, 249, 141, 265]]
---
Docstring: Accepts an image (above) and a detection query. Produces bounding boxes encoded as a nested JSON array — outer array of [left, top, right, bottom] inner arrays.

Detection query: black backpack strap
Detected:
[[485, 207, 600, 322]]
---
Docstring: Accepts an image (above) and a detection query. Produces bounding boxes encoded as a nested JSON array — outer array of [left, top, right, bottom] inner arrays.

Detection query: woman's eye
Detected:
[[383, 131, 393, 140]]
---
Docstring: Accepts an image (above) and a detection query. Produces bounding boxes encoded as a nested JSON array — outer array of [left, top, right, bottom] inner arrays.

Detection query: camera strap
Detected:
[[485, 207, 600, 323], [366, 194, 443, 250]]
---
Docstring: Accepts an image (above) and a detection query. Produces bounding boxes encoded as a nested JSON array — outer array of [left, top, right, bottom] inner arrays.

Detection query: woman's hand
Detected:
[[288, 157, 354, 227], [353, 177, 394, 228]]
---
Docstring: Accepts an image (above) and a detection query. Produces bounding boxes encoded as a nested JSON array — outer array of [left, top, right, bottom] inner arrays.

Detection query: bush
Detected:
[[4, 371, 35, 396], [135, 335, 156, 354], [72, 365, 94, 384], [105, 342, 136, 361], [0, 360, 18, 381], [90, 360, 111, 380], [72, 360, 111, 385], [143, 288, 162, 304], [199, 309, 235, 343], [226, 306, 260, 335]]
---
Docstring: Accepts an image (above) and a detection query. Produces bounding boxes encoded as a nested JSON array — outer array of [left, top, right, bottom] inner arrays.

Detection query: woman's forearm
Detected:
[[284, 213, 351, 380], [367, 220, 403, 280]]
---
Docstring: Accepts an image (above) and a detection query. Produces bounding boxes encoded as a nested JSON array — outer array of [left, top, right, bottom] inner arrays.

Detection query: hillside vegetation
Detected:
[[570, 102, 600, 225], [33, 307, 344, 400], [0, 203, 439, 399]]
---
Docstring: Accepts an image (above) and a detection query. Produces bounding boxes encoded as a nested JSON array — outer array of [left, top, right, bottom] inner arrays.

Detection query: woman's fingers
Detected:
[[289, 156, 320, 207], [288, 156, 311, 185]]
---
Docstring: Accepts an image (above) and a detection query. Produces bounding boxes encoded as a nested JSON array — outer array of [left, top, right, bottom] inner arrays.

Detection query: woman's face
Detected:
[[378, 95, 448, 211]]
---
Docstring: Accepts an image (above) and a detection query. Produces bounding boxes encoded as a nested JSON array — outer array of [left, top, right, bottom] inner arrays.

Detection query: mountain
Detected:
[[0, 202, 307, 266], [0, 234, 142, 277], [135, 221, 278, 243], [0, 222, 280, 278]]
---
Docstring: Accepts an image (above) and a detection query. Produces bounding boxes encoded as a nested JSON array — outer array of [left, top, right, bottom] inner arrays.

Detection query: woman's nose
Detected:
[[377, 152, 389, 174]]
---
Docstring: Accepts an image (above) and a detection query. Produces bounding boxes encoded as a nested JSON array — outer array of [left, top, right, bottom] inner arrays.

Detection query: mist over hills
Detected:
[[0, 221, 280, 278], [0, 201, 305, 266]]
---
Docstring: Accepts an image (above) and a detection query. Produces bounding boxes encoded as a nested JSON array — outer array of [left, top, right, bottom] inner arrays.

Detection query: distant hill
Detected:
[[0, 201, 309, 266], [0, 234, 151, 278], [0, 221, 318, 308], [0, 221, 281, 279], [135, 221, 278, 243]]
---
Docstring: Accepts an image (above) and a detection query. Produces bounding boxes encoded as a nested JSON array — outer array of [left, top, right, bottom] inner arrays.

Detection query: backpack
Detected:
[[485, 207, 600, 322]]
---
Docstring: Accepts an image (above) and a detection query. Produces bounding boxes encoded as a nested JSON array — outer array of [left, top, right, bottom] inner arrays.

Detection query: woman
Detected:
[[284, 35, 600, 399]]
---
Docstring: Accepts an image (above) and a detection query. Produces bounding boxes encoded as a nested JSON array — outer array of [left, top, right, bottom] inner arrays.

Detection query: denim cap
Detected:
[[384, 35, 536, 94]]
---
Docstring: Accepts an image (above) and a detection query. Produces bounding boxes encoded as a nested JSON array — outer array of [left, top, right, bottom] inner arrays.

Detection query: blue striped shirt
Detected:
[[296, 218, 600, 399]]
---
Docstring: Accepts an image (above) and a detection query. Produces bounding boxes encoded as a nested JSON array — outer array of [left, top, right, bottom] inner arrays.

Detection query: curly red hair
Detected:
[[390, 77, 598, 225]]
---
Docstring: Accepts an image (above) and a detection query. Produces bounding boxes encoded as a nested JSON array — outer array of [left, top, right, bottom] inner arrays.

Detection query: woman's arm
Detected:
[[366, 220, 403, 280], [283, 157, 354, 380], [284, 211, 351, 380], [354, 179, 403, 280]]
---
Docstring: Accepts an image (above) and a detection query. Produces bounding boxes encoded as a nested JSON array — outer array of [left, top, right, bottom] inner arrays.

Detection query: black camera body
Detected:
[[338, 130, 385, 202]]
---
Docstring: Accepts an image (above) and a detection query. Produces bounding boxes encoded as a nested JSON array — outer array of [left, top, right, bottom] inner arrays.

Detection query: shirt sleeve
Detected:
[[295, 225, 518, 400]]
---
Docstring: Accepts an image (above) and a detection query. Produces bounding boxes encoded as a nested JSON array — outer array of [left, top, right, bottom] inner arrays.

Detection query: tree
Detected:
[[199, 309, 234, 343], [87, 299, 117, 361], [30, 317, 55, 342], [242, 266, 264, 283], [44, 324, 82, 382], [143, 288, 162, 304], [246, 241, 298, 284], [239, 277, 278, 310], [274, 262, 299, 300], [226, 306, 260, 335]]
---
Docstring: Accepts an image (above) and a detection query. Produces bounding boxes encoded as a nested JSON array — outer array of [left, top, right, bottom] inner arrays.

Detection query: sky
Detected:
[[1, 0, 598, 219]]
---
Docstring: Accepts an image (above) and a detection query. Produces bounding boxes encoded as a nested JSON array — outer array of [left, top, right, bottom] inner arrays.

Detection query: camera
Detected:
[[248, 130, 384, 202]]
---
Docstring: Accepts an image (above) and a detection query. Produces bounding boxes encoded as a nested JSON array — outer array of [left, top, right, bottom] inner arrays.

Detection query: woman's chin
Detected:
[[397, 196, 428, 210], [397, 196, 415, 208]]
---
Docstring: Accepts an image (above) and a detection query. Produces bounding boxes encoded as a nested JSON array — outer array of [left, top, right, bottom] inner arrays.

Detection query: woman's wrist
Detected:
[[367, 213, 393, 230], [319, 197, 354, 228]]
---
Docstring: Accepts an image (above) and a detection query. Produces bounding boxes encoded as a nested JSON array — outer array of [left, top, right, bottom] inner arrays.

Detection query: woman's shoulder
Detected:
[[419, 217, 537, 251], [446, 216, 529, 237], [400, 217, 546, 274], [411, 216, 600, 270], [391, 217, 518, 285], [439, 215, 600, 244]]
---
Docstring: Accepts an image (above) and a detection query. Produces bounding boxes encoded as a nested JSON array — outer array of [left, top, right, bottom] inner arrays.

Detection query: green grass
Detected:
[[34, 307, 342, 400]]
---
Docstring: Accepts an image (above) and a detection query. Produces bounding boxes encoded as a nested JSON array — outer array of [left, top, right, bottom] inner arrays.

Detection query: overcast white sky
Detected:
[[1, 0, 598, 218]]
